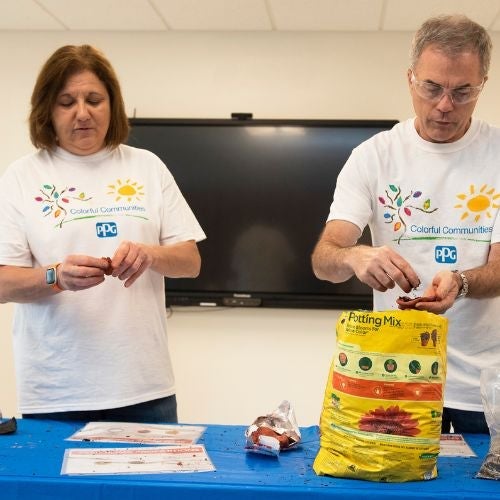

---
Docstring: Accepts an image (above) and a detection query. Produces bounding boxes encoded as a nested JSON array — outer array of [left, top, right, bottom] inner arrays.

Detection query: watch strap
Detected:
[[452, 270, 468, 299], [47, 263, 64, 292]]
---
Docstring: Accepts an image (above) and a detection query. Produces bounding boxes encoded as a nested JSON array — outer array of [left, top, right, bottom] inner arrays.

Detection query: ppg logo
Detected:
[[435, 245, 457, 264], [96, 222, 118, 238]]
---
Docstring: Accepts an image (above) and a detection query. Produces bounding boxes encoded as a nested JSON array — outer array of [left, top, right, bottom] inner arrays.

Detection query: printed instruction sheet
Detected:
[[67, 421, 206, 445], [61, 444, 215, 475]]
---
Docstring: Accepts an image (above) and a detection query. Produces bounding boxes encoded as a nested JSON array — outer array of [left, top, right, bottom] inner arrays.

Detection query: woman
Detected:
[[0, 45, 206, 422]]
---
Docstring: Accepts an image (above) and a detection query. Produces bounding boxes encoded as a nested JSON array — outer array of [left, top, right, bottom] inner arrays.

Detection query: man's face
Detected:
[[408, 45, 485, 143]]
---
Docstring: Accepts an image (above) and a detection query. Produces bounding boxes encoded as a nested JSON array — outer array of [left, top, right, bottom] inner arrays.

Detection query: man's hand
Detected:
[[413, 270, 461, 314], [347, 244, 421, 294]]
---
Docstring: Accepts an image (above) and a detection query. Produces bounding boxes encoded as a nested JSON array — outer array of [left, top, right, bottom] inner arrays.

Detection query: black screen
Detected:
[[127, 118, 397, 309]]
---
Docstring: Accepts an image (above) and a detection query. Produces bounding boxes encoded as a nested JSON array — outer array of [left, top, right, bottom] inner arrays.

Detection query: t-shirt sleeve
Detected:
[[159, 165, 207, 245], [327, 145, 374, 233], [0, 165, 34, 267], [490, 212, 500, 245]]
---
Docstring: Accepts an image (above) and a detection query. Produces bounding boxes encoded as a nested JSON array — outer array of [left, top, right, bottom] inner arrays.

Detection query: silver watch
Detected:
[[452, 270, 468, 299]]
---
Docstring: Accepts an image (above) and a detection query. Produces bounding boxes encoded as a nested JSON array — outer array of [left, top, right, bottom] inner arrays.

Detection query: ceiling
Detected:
[[1, 0, 500, 32]]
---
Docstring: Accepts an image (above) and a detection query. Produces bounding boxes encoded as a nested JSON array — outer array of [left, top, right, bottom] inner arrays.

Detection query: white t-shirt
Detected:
[[0, 144, 206, 413], [328, 118, 500, 412]]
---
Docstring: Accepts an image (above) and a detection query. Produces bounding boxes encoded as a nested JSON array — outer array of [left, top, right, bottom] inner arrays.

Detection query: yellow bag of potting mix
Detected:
[[313, 309, 447, 482]]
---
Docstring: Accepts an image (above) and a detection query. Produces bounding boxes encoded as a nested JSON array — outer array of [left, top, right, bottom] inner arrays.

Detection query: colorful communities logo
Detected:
[[35, 184, 92, 228], [378, 185, 437, 243]]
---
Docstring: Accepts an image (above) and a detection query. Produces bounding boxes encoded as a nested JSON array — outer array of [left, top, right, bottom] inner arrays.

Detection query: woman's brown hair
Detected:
[[29, 44, 130, 150]]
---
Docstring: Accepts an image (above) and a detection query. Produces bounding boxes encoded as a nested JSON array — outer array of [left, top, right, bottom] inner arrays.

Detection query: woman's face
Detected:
[[51, 70, 111, 155]]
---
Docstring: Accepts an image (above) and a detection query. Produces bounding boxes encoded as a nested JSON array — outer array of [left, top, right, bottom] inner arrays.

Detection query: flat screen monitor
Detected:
[[127, 118, 398, 309]]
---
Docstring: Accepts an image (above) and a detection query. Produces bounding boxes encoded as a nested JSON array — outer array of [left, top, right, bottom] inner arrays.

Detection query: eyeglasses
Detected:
[[410, 71, 484, 105]]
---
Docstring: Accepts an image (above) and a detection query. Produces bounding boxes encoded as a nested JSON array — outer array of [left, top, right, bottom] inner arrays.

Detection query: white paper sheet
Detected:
[[439, 434, 477, 457], [61, 445, 215, 475], [66, 421, 206, 445]]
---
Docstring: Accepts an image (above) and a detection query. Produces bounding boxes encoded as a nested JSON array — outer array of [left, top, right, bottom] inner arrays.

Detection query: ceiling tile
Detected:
[[383, 0, 500, 32], [0, 0, 64, 30], [268, 0, 384, 31], [38, 0, 167, 30], [1, 0, 500, 32], [152, 0, 272, 30]]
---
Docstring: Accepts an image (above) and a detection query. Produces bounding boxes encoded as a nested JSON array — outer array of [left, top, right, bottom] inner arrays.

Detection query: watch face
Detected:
[[46, 267, 57, 285]]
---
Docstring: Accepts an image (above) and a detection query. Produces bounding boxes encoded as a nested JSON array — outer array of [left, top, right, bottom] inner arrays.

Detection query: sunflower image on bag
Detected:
[[314, 309, 447, 482]]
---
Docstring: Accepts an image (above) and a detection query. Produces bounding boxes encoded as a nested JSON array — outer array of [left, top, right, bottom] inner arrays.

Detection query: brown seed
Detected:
[[102, 256, 113, 275], [396, 296, 436, 309]]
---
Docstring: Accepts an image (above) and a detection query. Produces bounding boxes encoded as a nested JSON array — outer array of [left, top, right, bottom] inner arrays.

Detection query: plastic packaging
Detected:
[[476, 366, 500, 480], [0, 417, 17, 435], [314, 309, 448, 482], [245, 400, 301, 457]]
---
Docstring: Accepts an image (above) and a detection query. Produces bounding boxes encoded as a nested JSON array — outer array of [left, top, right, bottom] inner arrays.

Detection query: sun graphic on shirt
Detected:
[[454, 184, 500, 222], [107, 179, 145, 202]]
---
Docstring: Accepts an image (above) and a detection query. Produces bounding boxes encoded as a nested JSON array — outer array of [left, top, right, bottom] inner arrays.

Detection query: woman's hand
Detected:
[[57, 255, 110, 291], [110, 241, 152, 288]]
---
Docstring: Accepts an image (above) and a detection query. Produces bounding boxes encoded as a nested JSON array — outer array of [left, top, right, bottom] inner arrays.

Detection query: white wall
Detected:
[[1, 30, 499, 425]]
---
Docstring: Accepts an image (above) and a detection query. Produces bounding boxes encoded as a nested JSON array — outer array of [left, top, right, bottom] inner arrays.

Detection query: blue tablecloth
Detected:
[[0, 419, 495, 499]]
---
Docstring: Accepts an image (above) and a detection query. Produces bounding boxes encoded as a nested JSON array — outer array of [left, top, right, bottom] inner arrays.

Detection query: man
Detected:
[[312, 14, 499, 434]]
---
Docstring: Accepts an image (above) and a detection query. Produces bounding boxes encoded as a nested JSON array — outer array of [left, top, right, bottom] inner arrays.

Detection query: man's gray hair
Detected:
[[410, 14, 492, 77]]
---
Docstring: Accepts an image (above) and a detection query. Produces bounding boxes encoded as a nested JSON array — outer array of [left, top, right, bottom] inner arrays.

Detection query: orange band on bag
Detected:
[[332, 371, 443, 401]]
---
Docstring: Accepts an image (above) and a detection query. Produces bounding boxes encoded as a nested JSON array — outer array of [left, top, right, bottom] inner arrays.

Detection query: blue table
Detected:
[[0, 419, 495, 499]]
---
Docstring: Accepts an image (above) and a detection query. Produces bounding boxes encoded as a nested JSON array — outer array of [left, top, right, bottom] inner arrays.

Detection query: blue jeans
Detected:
[[22, 395, 177, 423], [441, 407, 489, 434]]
